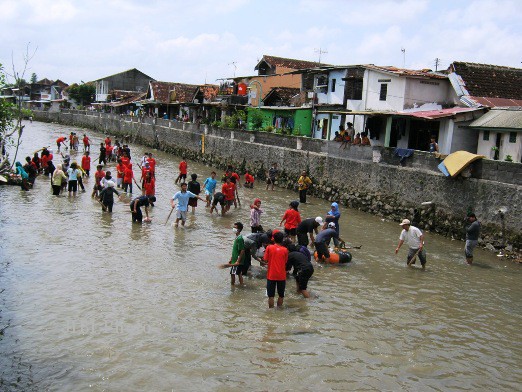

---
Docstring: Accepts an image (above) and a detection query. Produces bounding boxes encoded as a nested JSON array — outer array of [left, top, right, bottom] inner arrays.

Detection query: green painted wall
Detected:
[[247, 107, 312, 136]]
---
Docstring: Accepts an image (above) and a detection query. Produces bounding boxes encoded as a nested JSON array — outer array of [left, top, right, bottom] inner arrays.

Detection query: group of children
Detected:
[[333, 122, 371, 149]]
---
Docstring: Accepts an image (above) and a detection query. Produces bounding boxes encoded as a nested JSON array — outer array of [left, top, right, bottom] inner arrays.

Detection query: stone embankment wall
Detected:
[[35, 110, 522, 251]]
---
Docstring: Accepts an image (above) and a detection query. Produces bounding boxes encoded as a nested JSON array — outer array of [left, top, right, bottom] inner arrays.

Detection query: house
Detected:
[[28, 78, 69, 111], [229, 55, 323, 108], [92, 68, 155, 102], [247, 106, 312, 136], [469, 108, 522, 162]]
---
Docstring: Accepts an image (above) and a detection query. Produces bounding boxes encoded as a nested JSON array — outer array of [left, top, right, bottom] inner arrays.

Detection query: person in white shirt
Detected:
[[395, 219, 427, 269]]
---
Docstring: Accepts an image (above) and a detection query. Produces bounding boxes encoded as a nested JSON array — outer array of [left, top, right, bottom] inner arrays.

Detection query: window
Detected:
[[509, 132, 517, 143], [483, 130, 490, 141], [331, 78, 336, 92], [346, 78, 363, 100], [379, 83, 388, 101]]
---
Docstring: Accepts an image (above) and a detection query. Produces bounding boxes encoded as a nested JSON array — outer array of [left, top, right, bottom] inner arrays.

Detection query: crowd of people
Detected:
[[13, 129, 482, 308]]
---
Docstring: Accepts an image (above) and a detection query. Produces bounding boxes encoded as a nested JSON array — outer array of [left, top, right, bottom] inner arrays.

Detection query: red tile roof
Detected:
[[263, 87, 301, 106], [255, 55, 325, 71], [364, 65, 447, 79], [450, 62, 522, 99]]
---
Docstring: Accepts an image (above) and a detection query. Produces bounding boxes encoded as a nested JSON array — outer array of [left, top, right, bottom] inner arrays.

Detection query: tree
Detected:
[[0, 63, 15, 176], [30, 72, 37, 84], [67, 82, 95, 106]]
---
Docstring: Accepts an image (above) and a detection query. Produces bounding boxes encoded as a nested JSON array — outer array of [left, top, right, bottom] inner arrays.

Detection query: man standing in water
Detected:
[[395, 219, 427, 269], [170, 182, 206, 227], [227, 222, 245, 286], [465, 213, 481, 265], [263, 231, 288, 308]]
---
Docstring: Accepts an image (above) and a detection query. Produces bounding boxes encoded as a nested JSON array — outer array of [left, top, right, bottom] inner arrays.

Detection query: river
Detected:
[[0, 121, 521, 391]]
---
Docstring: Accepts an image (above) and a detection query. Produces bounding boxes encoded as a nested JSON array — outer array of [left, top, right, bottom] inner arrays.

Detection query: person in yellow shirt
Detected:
[[297, 170, 313, 204]]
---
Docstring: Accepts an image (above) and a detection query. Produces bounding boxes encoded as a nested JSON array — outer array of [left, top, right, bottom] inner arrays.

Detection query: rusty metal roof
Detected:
[[149, 81, 199, 103], [400, 107, 483, 120], [468, 96, 522, 108], [263, 87, 300, 106], [363, 64, 447, 79]]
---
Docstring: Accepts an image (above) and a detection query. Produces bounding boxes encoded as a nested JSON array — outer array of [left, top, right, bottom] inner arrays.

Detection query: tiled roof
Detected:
[[450, 62, 522, 99], [263, 87, 301, 106], [53, 79, 69, 88], [197, 84, 219, 101], [150, 81, 199, 103], [36, 78, 54, 85], [256, 55, 325, 71], [364, 65, 447, 79]]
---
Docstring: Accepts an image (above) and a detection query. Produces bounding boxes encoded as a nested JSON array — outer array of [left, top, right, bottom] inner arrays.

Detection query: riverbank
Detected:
[[33, 110, 521, 255]]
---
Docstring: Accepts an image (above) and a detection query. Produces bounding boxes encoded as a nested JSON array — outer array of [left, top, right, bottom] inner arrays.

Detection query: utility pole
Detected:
[[401, 47, 406, 68], [228, 61, 237, 77], [434, 58, 441, 72], [314, 48, 328, 64]]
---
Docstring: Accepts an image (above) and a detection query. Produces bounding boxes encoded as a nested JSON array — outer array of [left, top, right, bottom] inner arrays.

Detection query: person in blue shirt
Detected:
[[325, 202, 341, 234], [203, 171, 217, 207], [171, 182, 206, 227]]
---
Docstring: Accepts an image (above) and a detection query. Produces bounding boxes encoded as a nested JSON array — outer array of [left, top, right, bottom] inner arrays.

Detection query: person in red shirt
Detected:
[[221, 177, 235, 213], [123, 165, 134, 194], [105, 136, 112, 146], [146, 153, 156, 177], [115, 158, 125, 188], [262, 231, 289, 308], [81, 151, 91, 177], [175, 157, 187, 184], [121, 152, 131, 169], [82, 134, 91, 152], [105, 144, 114, 162], [279, 201, 302, 242], [244, 170, 254, 188], [56, 136, 66, 152], [140, 162, 150, 181], [92, 165, 105, 198], [142, 171, 155, 200]]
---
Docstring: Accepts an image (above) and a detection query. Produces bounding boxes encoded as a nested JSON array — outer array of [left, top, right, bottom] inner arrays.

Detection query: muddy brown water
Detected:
[[0, 121, 521, 391]]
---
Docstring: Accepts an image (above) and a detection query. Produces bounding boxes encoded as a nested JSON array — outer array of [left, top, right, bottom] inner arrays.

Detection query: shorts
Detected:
[[296, 268, 314, 291], [178, 173, 187, 181], [212, 198, 225, 207], [226, 199, 234, 207], [407, 248, 427, 266], [205, 189, 213, 200], [266, 280, 286, 298], [67, 180, 78, 192], [240, 249, 252, 275], [297, 231, 309, 246], [230, 265, 243, 275], [176, 210, 187, 221], [266, 177, 276, 184], [315, 242, 330, 260], [188, 198, 198, 207], [285, 227, 297, 236], [465, 240, 478, 258]]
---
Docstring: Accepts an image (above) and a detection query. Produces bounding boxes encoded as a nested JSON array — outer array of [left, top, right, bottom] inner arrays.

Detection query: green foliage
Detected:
[[211, 121, 222, 128], [504, 155, 513, 162], [67, 82, 95, 105], [13, 78, 27, 88], [249, 108, 263, 130], [209, 107, 219, 122], [30, 73, 37, 84], [21, 108, 33, 118], [264, 125, 274, 133], [223, 110, 246, 129]]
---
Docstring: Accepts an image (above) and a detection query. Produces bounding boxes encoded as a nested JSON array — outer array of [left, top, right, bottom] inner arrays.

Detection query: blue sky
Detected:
[[0, 0, 520, 85]]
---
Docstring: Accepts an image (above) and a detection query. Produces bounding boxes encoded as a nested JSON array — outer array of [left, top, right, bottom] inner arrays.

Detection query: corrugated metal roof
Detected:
[[468, 108, 522, 130], [401, 107, 483, 119]]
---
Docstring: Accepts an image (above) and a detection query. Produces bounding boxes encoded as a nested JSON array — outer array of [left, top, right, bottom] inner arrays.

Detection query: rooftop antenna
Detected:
[[401, 47, 406, 68], [434, 57, 441, 72], [228, 61, 237, 77], [315, 48, 328, 64]]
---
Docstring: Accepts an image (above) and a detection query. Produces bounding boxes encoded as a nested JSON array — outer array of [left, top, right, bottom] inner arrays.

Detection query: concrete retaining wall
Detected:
[[35, 110, 522, 250]]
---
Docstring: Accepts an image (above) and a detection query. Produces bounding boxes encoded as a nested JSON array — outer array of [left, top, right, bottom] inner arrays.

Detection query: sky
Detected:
[[0, 0, 521, 86]]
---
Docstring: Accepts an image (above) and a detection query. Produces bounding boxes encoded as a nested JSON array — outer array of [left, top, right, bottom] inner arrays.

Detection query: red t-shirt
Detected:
[[244, 173, 254, 183], [41, 155, 49, 168], [179, 161, 187, 175], [81, 156, 91, 170], [282, 209, 302, 230], [144, 177, 155, 196], [147, 157, 156, 172], [57, 137, 66, 143], [264, 244, 288, 281], [116, 163, 125, 178], [123, 167, 133, 183], [141, 166, 150, 178], [83, 136, 90, 145], [105, 137, 111, 146], [222, 183, 235, 201], [121, 156, 131, 168], [231, 172, 240, 183], [94, 170, 105, 186]]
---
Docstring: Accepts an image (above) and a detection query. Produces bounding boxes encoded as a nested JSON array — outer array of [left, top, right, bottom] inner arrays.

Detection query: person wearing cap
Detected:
[[314, 222, 347, 263], [395, 219, 427, 269], [296, 216, 324, 247], [325, 202, 341, 235], [465, 213, 481, 265], [297, 170, 313, 203], [280, 201, 302, 242], [98, 180, 121, 212]]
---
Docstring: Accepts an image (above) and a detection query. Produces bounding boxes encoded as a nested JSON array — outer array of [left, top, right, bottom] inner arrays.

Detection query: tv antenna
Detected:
[[401, 47, 406, 68], [315, 48, 328, 64], [434, 57, 441, 71], [228, 61, 237, 77]]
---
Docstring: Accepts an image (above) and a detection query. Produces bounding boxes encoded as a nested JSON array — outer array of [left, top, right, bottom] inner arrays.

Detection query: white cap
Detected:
[[400, 219, 411, 226], [315, 216, 324, 225], [328, 222, 336, 229]]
